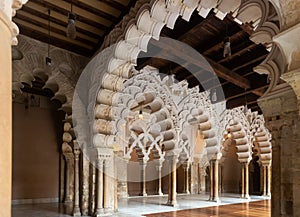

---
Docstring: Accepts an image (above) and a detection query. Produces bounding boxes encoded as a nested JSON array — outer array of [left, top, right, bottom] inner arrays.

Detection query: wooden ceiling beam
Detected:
[[141, 39, 251, 90], [205, 57, 250, 89], [201, 30, 248, 55], [17, 25, 92, 56], [20, 5, 101, 39], [64, 0, 118, 22], [226, 94, 258, 109], [217, 43, 257, 64], [15, 13, 97, 46], [232, 54, 268, 72], [225, 85, 268, 100], [30, 0, 110, 31], [98, 0, 127, 11]]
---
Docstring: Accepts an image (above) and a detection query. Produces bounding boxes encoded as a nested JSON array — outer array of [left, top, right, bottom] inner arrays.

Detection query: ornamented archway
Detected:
[[71, 0, 280, 215], [114, 67, 221, 201]]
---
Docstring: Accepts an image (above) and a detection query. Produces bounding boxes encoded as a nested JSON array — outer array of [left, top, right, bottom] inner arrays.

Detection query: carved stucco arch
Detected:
[[12, 35, 88, 114], [220, 106, 272, 164], [252, 114, 272, 165], [220, 107, 252, 163], [93, 66, 221, 164], [71, 0, 282, 157]]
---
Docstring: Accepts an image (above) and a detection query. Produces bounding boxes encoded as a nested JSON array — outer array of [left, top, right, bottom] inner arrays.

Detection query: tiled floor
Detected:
[[12, 194, 270, 217]]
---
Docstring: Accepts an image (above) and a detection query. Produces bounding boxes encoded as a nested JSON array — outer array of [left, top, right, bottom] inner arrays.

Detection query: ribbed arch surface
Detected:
[[220, 106, 272, 164], [90, 0, 278, 151], [221, 107, 252, 163]]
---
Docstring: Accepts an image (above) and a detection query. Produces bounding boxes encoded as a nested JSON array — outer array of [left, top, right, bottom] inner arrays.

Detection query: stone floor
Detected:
[[12, 193, 270, 217]]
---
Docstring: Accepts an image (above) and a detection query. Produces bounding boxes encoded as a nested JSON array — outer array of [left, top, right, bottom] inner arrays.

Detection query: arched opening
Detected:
[[249, 153, 261, 195], [221, 139, 242, 194], [12, 76, 65, 204]]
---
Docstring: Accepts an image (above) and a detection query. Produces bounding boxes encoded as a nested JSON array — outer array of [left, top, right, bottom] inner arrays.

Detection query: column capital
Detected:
[[281, 69, 300, 115]]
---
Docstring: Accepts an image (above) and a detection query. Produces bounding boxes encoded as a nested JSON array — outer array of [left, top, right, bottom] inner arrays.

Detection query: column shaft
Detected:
[[157, 164, 163, 196], [184, 165, 190, 194], [267, 166, 271, 196], [209, 160, 219, 202], [241, 162, 249, 199], [263, 165, 267, 196], [139, 161, 147, 196], [73, 149, 81, 216], [167, 155, 178, 207], [104, 159, 113, 212], [94, 159, 104, 216]]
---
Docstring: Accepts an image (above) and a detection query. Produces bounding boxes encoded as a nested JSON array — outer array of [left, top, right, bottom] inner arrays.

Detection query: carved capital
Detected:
[[281, 69, 300, 115], [273, 23, 300, 72]]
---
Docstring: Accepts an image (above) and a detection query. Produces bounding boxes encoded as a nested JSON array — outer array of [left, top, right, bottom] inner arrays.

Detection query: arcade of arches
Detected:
[[1, 0, 300, 217]]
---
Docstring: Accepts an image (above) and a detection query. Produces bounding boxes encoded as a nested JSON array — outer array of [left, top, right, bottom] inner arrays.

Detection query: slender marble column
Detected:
[[104, 158, 114, 212], [94, 159, 104, 217], [64, 153, 74, 203], [209, 159, 219, 202], [263, 165, 267, 196], [267, 165, 271, 196], [262, 164, 271, 196], [81, 155, 90, 216], [73, 147, 81, 216], [139, 160, 147, 196], [89, 163, 96, 215], [241, 162, 250, 199], [183, 163, 190, 194], [199, 167, 206, 193], [156, 161, 163, 196], [166, 154, 178, 207], [60, 154, 65, 202]]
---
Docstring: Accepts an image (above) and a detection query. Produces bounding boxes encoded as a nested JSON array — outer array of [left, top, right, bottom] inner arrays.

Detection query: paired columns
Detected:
[[262, 164, 271, 197], [94, 148, 115, 217]]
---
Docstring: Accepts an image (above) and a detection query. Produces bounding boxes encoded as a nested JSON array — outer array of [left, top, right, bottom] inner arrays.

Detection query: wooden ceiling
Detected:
[[136, 12, 269, 112], [13, 0, 136, 57], [15, 2, 270, 112]]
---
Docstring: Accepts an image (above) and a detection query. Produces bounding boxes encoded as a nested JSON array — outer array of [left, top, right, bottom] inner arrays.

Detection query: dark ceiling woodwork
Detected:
[[136, 12, 269, 112], [15, 3, 270, 113], [14, 0, 135, 57]]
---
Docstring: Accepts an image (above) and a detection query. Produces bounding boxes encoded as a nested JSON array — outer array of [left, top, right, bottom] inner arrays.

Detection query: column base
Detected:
[[166, 200, 178, 207], [94, 208, 104, 217], [64, 199, 73, 204], [241, 194, 250, 200], [208, 197, 220, 202], [139, 193, 147, 196], [158, 192, 164, 196], [73, 207, 81, 217], [118, 192, 129, 199], [183, 191, 190, 194], [263, 194, 271, 197]]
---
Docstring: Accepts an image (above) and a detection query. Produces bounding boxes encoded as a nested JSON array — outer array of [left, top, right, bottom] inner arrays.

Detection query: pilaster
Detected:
[[0, 1, 26, 216], [259, 89, 299, 217]]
